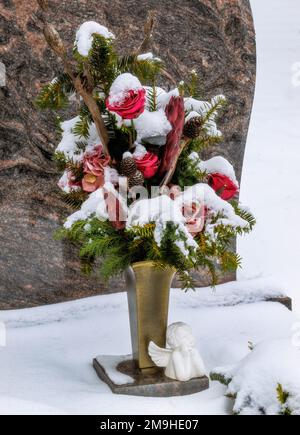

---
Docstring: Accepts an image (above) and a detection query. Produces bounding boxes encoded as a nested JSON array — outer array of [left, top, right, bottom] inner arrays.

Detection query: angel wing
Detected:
[[148, 341, 172, 367]]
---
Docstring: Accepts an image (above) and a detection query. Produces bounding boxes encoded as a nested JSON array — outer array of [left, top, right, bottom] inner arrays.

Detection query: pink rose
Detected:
[[106, 89, 146, 120], [134, 152, 160, 179], [82, 145, 110, 193], [182, 202, 206, 237]]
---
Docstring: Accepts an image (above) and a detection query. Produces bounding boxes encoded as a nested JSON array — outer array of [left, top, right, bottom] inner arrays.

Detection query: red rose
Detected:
[[158, 96, 185, 176], [82, 145, 110, 193], [134, 152, 160, 179], [208, 173, 239, 200], [106, 89, 146, 120]]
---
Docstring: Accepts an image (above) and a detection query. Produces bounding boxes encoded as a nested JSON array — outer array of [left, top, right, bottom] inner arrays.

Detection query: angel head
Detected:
[[166, 322, 195, 350]]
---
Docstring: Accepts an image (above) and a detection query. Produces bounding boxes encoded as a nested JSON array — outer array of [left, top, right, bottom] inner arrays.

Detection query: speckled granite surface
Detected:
[[0, 0, 256, 308]]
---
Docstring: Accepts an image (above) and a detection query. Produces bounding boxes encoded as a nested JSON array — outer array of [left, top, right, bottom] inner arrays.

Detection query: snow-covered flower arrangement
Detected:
[[36, 17, 255, 289]]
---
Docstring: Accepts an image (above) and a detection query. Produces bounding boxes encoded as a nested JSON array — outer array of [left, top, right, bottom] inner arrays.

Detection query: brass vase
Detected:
[[125, 261, 176, 372]]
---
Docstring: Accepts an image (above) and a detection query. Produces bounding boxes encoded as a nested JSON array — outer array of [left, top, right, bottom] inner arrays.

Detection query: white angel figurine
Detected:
[[148, 322, 206, 382]]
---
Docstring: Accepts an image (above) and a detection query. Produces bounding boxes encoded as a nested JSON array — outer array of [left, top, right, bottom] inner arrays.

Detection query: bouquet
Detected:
[[36, 16, 255, 289]]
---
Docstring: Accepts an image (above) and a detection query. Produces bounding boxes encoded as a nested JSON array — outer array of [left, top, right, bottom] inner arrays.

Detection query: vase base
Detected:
[[93, 355, 209, 397]]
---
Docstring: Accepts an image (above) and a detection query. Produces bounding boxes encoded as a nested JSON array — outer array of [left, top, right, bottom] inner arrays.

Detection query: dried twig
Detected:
[[134, 11, 156, 55], [135, 11, 177, 86], [36, 3, 109, 154], [37, 0, 48, 12]]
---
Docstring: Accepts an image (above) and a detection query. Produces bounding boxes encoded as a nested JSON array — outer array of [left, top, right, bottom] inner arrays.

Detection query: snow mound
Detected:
[[175, 184, 248, 229], [64, 188, 107, 229], [211, 339, 300, 415], [184, 95, 226, 137], [198, 156, 238, 186], [75, 21, 115, 56], [56, 117, 100, 162], [134, 109, 172, 145], [137, 52, 161, 62], [172, 277, 288, 309]]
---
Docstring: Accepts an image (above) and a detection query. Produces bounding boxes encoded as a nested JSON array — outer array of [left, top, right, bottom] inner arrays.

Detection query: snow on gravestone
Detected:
[[0, 0, 256, 308]]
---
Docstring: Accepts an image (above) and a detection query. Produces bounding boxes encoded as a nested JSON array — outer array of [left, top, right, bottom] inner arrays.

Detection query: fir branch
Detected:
[[202, 95, 227, 125], [184, 70, 204, 100], [231, 201, 256, 231], [53, 151, 68, 172], [173, 149, 207, 188], [73, 105, 93, 139], [147, 86, 157, 112], [35, 73, 75, 110], [277, 384, 292, 416], [117, 55, 163, 84], [60, 190, 88, 209], [189, 134, 223, 154], [85, 34, 117, 92], [127, 223, 156, 239]]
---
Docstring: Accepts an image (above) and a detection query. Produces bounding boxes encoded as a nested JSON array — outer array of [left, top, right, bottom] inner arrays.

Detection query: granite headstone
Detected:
[[0, 0, 256, 308]]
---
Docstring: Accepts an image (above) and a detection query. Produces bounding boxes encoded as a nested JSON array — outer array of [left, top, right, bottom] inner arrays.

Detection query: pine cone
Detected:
[[183, 117, 203, 139], [129, 170, 144, 188], [120, 157, 137, 177]]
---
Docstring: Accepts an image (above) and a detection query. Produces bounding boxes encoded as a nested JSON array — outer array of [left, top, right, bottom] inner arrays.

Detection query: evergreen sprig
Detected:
[[86, 34, 117, 92], [231, 201, 256, 232], [277, 384, 292, 416], [147, 86, 157, 112], [202, 95, 227, 125], [36, 73, 75, 110], [173, 149, 207, 188], [73, 105, 93, 139], [60, 190, 88, 209], [117, 55, 163, 84], [57, 213, 248, 290]]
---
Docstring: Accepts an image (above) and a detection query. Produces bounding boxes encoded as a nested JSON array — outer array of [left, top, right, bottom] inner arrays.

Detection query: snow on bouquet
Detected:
[[36, 16, 255, 289]]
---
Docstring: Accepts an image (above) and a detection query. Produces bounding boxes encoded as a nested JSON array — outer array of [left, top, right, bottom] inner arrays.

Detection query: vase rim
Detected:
[[131, 261, 176, 272]]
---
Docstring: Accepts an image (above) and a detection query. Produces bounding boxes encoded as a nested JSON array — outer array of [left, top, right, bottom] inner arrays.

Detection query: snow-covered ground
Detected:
[[0, 0, 300, 416], [238, 0, 300, 315], [0, 290, 298, 415]]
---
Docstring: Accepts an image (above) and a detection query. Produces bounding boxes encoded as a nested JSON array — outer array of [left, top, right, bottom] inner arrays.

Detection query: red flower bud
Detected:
[[208, 173, 239, 200]]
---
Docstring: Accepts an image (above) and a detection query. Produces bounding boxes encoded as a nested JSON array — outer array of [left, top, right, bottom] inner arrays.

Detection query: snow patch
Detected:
[[198, 156, 239, 186], [95, 355, 135, 385], [175, 184, 248, 230], [212, 339, 300, 415], [127, 195, 185, 229], [134, 109, 172, 145], [133, 144, 148, 160], [56, 117, 101, 163], [137, 52, 161, 62], [75, 21, 115, 57], [157, 88, 180, 109], [64, 188, 107, 229]]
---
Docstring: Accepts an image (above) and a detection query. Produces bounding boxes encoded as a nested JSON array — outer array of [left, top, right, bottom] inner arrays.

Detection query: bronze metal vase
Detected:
[[125, 261, 176, 372]]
